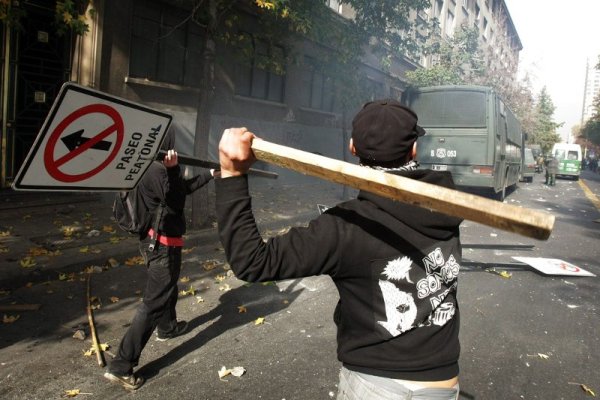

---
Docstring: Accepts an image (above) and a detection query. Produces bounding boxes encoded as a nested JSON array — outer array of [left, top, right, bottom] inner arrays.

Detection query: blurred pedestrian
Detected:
[[104, 129, 215, 390], [216, 100, 462, 400], [545, 156, 558, 186]]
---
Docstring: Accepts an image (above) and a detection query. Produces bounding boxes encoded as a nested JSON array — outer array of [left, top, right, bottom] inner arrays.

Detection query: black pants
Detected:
[[109, 241, 182, 375]]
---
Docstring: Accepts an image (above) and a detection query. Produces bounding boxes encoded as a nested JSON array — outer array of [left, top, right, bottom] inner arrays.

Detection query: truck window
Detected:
[[409, 91, 487, 128]]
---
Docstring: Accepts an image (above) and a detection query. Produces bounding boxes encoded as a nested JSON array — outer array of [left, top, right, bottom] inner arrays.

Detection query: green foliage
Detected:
[[405, 25, 484, 87], [530, 87, 562, 153], [179, 0, 431, 110], [55, 0, 93, 36], [0, 0, 92, 36], [0, 0, 27, 30]]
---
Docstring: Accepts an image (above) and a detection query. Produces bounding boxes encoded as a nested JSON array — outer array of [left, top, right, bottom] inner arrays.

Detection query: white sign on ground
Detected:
[[12, 83, 172, 191], [513, 257, 596, 277]]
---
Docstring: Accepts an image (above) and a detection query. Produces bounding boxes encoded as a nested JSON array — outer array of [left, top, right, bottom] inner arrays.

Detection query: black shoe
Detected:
[[104, 371, 145, 390], [156, 320, 188, 341]]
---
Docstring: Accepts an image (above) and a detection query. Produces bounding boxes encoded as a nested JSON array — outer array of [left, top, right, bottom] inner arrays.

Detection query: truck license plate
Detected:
[[432, 164, 447, 171]]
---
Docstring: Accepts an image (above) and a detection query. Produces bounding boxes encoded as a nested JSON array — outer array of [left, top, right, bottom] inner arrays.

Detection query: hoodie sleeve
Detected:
[[215, 175, 340, 282], [184, 169, 213, 194]]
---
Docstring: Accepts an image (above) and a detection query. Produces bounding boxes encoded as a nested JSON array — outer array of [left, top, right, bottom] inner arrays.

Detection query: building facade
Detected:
[[581, 55, 600, 124], [0, 0, 521, 190]]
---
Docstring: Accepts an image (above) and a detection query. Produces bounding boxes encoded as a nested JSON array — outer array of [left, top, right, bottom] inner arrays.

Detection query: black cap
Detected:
[[351, 99, 425, 163]]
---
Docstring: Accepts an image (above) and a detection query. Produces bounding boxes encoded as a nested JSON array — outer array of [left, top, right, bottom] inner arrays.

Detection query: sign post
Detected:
[[12, 83, 172, 191]]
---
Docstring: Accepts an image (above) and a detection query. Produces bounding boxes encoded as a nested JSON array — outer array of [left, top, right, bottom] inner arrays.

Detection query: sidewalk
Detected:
[[0, 180, 346, 290], [0, 179, 348, 400]]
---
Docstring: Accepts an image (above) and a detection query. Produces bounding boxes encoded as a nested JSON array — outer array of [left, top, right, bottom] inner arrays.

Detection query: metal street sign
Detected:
[[12, 83, 172, 191]]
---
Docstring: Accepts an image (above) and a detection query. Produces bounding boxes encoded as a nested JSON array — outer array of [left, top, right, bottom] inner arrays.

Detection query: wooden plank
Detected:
[[251, 139, 555, 240]]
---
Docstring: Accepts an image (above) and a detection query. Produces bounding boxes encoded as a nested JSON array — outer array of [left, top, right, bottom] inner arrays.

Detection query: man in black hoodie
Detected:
[[104, 129, 214, 390], [215, 100, 462, 400]]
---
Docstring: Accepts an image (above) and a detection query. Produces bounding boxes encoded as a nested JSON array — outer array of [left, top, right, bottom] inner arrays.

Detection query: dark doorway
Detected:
[[2, 0, 70, 185]]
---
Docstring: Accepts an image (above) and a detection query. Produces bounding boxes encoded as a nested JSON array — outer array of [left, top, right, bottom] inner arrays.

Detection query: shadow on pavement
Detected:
[[137, 278, 305, 379]]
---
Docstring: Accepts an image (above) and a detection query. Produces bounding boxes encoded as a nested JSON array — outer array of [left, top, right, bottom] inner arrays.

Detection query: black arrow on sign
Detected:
[[61, 129, 112, 152]]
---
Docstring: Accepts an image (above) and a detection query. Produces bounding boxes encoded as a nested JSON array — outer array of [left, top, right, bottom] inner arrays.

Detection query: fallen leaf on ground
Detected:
[[84, 343, 110, 356], [179, 286, 195, 296], [0, 230, 11, 237], [219, 284, 231, 292], [109, 296, 119, 303], [59, 273, 68, 281], [202, 260, 219, 271], [484, 268, 512, 279], [0, 244, 8, 253], [254, 317, 265, 325], [218, 366, 246, 380], [238, 306, 247, 313], [106, 258, 119, 267], [182, 246, 197, 255], [102, 225, 115, 233], [125, 256, 144, 266], [580, 384, 595, 396], [3, 314, 20, 324], [0, 289, 10, 296], [64, 389, 80, 397], [527, 353, 549, 359], [79, 246, 89, 253], [72, 330, 86, 340], [109, 236, 123, 244], [195, 296, 204, 303], [569, 382, 596, 397], [180, 276, 190, 283], [215, 274, 227, 283], [20, 257, 37, 268]]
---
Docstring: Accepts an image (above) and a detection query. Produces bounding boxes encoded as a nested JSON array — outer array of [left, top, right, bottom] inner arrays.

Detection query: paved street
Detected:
[[1, 170, 599, 399]]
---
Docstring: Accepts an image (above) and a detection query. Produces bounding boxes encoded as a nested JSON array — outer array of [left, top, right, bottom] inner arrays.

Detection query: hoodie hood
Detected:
[[357, 169, 462, 240]]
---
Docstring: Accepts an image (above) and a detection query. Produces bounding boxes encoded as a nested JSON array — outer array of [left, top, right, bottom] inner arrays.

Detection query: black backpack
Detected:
[[113, 189, 166, 251]]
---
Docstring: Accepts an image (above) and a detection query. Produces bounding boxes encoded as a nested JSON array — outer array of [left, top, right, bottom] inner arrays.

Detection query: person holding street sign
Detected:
[[104, 129, 215, 390]]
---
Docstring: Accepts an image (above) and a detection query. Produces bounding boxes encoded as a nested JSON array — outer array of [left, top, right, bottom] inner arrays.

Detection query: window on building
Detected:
[[301, 56, 336, 112], [130, 0, 203, 87], [233, 33, 286, 103], [326, 0, 342, 14], [361, 78, 385, 102], [482, 17, 488, 39], [435, 0, 444, 17], [446, 10, 455, 36]]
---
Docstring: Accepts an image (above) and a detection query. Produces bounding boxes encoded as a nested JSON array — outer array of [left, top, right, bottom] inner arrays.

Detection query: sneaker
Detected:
[[104, 371, 145, 390], [156, 320, 188, 341]]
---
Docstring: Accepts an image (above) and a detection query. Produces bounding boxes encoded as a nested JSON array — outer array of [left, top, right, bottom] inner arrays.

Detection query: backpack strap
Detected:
[[148, 201, 166, 252]]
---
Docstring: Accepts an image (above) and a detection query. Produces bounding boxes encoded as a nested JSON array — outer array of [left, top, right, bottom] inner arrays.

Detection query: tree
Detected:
[[405, 24, 484, 87], [530, 87, 562, 154]]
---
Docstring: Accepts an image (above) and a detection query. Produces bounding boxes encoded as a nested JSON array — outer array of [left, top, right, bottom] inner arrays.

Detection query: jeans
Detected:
[[109, 241, 182, 375], [337, 367, 459, 400]]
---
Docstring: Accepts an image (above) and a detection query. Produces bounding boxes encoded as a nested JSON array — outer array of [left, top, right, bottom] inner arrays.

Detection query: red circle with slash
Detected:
[[44, 104, 124, 182]]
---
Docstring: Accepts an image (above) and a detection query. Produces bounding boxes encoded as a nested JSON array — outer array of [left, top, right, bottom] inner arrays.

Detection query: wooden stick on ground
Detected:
[[251, 139, 555, 241], [86, 273, 105, 367]]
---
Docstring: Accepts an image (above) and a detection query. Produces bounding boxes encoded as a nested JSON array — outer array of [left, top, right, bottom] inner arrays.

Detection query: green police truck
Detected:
[[403, 85, 523, 201], [551, 143, 582, 180]]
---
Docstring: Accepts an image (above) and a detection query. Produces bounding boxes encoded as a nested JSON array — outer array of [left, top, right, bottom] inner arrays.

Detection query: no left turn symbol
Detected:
[[43, 104, 124, 182]]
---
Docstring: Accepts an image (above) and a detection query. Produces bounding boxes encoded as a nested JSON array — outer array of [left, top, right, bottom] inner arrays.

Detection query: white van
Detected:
[[551, 143, 582, 180]]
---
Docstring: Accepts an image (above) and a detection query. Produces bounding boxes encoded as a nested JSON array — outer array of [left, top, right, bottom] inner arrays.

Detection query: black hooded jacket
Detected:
[[215, 168, 463, 381], [135, 129, 213, 238]]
